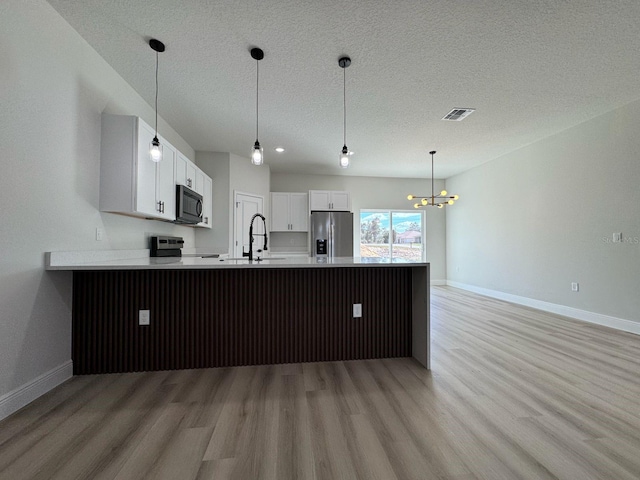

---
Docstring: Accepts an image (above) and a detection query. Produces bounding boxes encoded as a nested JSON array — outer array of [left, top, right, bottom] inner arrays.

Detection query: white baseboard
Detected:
[[0, 361, 73, 421], [446, 281, 640, 336], [431, 279, 447, 286]]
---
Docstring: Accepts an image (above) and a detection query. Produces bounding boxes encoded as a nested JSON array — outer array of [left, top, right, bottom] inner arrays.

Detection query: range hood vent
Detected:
[[442, 108, 475, 121]]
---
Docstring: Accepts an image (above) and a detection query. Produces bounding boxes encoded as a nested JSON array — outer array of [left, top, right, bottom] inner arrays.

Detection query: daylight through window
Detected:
[[359, 210, 425, 261]]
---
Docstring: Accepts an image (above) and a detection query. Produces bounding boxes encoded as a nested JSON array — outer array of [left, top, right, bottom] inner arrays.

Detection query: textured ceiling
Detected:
[[46, 0, 640, 178]]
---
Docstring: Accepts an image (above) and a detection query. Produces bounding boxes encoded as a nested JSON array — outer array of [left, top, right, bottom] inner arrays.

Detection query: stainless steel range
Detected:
[[150, 236, 184, 257]]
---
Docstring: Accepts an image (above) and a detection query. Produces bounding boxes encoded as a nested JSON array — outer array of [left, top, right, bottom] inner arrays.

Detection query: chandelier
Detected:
[[407, 151, 459, 209]]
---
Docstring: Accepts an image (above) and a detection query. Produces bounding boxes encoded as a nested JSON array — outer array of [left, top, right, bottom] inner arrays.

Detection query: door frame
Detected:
[[232, 190, 265, 258]]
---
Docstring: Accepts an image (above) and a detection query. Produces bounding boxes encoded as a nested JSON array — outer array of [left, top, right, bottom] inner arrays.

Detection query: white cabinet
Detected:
[[309, 190, 351, 211], [199, 175, 212, 228], [100, 114, 176, 221], [270, 192, 309, 232], [176, 152, 197, 190], [194, 168, 205, 195]]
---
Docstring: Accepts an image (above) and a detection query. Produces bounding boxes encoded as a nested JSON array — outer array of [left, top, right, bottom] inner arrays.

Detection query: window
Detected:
[[359, 210, 425, 261]]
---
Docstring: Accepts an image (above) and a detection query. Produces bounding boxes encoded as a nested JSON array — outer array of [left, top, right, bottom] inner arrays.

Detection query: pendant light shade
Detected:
[[149, 38, 165, 162], [252, 140, 264, 166], [339, 56, 352, 168], [407, 151, 460, 208], [340, 145, 349, 168], [251, 47, 264, 166]]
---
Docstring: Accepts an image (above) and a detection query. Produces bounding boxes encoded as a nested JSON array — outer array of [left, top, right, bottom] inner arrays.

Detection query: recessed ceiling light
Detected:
[[274, 147, 285, 153]]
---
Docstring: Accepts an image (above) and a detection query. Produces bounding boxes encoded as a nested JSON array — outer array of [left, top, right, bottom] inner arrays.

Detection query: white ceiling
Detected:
[[47, 0, 640, 179]]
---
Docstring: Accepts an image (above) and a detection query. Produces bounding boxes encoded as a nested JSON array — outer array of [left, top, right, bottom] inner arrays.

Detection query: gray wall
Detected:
[[0, 0, 196, 401], [446, 98, 640, 323], [195, 152, 231, 253], [271, 173, 447, 281], [195, 152, 270, 254]]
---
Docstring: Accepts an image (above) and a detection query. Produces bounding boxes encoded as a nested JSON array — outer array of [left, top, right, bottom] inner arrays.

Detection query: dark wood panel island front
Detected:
[[46, 254, 430, 374]]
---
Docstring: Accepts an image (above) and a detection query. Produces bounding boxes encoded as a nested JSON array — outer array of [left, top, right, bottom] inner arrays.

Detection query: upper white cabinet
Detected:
[[100, 114, 176, 221], [176, 152, 197, 190], [309, 190, 351, 211], [199, 175, 213, 228], [194, 169, 205, 195], [271, 192, 309, 232]]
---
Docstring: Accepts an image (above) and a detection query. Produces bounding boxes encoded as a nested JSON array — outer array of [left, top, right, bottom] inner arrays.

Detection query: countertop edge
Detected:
[[45, 251, 429, 271]]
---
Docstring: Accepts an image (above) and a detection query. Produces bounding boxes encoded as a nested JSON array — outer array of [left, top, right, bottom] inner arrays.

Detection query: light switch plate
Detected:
[[353, 304, 362, 318], [571, 282, 579, 292]]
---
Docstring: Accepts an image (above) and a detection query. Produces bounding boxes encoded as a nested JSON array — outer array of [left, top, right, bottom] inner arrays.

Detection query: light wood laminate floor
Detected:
[[1, 286, 640, 480]]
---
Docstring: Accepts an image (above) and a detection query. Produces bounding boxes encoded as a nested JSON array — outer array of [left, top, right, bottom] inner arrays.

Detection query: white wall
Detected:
[[446, 98, 640, 324], [0, 0, 197, 411], [195, 152, 231, 253], [195, 152, 270, 254], [270, 173, 447, 281]]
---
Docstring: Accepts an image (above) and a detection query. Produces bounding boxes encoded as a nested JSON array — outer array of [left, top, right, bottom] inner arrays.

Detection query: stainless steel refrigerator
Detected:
[[310, 211, 354, 257]]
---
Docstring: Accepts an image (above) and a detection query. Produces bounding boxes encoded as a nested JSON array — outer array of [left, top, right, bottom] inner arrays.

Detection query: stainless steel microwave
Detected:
[[175, 185, 203, 224]]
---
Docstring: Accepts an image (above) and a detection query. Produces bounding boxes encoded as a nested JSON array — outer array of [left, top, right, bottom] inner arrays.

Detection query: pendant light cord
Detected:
[[343, 65, 347, 146], [431, 152, 435, 204], [155, 50, 159, 136], [256, 59, 259, 141]]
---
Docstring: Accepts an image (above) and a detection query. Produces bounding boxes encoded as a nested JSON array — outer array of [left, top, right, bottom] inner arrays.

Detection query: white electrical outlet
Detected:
[[96, 227, 104, 241], [613, 232, 622, 243], [571, 282, 579, 292], [139, 310, 150, 325], [353, 303, 362, 318]]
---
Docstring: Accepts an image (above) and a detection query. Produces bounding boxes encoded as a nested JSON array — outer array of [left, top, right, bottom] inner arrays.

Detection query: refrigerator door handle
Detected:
[[329, 223, 334, 257]]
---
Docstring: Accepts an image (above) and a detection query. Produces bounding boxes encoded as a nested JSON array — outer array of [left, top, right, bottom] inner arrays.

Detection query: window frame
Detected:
[[359, 209, 426, 261]]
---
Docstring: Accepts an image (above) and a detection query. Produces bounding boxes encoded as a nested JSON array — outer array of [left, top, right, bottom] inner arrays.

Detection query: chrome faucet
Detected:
[[242, 213, 268, 261]]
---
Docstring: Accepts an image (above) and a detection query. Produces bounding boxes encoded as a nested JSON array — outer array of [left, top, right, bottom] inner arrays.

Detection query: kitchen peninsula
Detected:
[[46, 252, 430, 374]]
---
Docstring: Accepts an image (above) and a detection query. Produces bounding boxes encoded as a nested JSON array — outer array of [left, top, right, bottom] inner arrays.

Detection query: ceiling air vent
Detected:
[[442, 108, 475, 121]]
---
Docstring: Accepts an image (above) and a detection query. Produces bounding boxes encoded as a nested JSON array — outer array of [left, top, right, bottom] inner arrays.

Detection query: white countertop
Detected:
[[45, 250, 428, 271]]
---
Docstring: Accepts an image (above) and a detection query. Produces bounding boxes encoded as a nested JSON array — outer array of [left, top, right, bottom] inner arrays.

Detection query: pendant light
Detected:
[[148, 39, 165, 162], [407, 151, 459, 208], [339, 56, 352, 168], [250, 47, 264, 166]]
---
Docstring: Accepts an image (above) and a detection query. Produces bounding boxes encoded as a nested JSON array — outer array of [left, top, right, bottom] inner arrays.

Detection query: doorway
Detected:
[[233, 191, 265, 258]]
